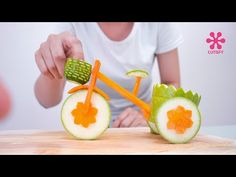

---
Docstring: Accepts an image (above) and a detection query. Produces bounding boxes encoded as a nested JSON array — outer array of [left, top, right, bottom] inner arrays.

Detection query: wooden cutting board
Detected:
[[0, 127, 235, 154]]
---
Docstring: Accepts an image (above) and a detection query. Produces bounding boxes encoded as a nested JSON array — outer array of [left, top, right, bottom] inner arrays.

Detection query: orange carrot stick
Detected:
[[68, 85, 89, 94], [141, 109, 150, 120], [84, 60, 101, 112], [97, 72, 150, 120], [68, 85, 110, 100], [133, 77, 142, 96]]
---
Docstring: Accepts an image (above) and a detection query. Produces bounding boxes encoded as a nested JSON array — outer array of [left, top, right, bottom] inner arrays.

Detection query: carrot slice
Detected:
[[67, 85, 110, 100]]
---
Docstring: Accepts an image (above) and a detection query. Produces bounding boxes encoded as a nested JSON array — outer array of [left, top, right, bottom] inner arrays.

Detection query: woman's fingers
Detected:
[[112, 107, 148, 128], [40, 42, 61, 79], [35, 32, 85, 80], [61, 32, 84, 60], [35, 50, 54, 79], [48, 34, 66, 78], [112, 107, 132, 128], [119, 112, 138, 127]]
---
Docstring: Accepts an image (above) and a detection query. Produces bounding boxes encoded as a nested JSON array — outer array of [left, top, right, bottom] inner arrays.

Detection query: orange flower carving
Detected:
[[167, 106, 193, 134], [71, 102, 97, 128]]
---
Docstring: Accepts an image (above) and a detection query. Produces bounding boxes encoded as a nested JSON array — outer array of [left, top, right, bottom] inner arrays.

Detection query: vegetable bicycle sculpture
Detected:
[[61, 58, 201, 144]]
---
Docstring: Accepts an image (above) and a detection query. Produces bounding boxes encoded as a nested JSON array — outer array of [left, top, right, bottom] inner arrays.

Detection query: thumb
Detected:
[[61, 32, 84, 60]]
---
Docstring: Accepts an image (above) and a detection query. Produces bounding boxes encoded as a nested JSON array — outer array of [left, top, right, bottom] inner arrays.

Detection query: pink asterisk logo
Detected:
[[206, 32, 226, 49]]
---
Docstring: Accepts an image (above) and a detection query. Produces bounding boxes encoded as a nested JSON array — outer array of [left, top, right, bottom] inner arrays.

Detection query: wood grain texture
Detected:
[[0, 128, 235, 154]]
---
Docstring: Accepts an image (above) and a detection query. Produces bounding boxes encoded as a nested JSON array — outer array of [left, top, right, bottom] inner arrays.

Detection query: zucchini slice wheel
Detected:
[[61, 90, 111, 140]]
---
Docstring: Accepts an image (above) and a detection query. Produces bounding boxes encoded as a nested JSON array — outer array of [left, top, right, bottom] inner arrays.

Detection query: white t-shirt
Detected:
[[55, 22, 183, 123]]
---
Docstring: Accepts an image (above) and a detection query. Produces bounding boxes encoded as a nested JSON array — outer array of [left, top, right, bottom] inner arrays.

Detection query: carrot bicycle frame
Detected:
[[68, 60, 151, 120]]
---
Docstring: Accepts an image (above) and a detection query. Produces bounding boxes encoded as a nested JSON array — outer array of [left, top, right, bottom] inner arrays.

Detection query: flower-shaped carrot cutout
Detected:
[[167, 106, 193, 134], [71, 102, 97, 128]]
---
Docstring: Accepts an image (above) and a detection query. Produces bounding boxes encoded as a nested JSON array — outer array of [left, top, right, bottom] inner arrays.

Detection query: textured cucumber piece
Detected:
[[126, 70, 149, 78], [64, 58, 92, 85]]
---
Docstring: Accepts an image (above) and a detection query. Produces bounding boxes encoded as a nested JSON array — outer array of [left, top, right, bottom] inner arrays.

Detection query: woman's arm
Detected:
[[156, 48, 181, 88], [34, 32, 84, 108], [34, 76, 66, 108]]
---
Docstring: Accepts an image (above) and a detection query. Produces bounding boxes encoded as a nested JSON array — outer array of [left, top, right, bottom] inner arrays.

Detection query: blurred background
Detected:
[[0, 22, 236, 130]]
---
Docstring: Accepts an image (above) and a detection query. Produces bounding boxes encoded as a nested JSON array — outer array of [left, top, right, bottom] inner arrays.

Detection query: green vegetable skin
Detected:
[[64, 58, 92, 85], [150, 84, 202, 143], [126, 70, 149, 78], [148, 84, 176, 134]]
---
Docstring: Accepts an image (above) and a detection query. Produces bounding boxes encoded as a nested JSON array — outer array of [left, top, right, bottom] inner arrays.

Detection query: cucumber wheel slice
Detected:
[[150, 84, 202, 143], [64, 58, 92, 85], [61, 90, 111, 140], [126, 70, 149, 78], [156, 97, 201, 144]]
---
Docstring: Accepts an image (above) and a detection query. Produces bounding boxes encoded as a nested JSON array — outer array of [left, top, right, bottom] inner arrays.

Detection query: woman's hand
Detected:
[[34, 31, 84, 108], [112, 107, 147, 128], [35, 31, 84, 79]]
